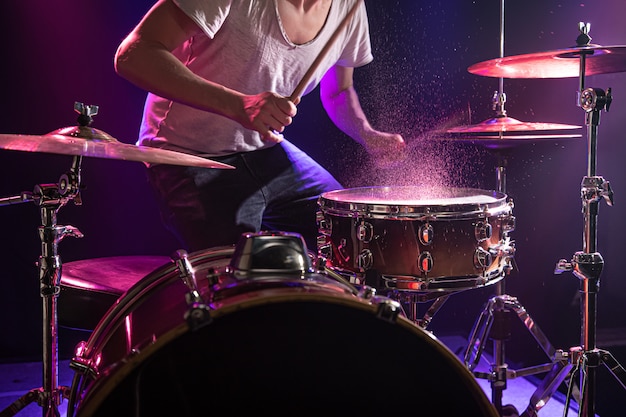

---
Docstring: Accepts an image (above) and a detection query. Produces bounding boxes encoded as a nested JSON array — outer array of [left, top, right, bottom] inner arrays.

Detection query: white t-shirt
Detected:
[[138, 0, 373, 157]]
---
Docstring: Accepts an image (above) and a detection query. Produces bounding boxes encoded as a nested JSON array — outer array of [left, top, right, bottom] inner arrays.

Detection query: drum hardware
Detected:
[[462, 143, 558, 416], [515, 25, 626, 417], [443, 2, 575, 415], [0, 103, 235, 169], [0, 106, 91, 417], [0, 102, 236, 417], [464, 20, 626, 417], [172, 249, 212, 331], [227, 230, 315, 276]]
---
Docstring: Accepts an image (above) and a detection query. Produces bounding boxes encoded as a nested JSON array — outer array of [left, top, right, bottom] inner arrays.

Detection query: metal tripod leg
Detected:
[[465, 292, 565, 414], [393, 291, 452, 329], [0, 156, 84, 417]]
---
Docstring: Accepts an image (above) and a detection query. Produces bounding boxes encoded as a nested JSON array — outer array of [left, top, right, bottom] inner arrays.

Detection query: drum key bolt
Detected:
[[373, 298, 401, 323], [172, 250, 213, 330]]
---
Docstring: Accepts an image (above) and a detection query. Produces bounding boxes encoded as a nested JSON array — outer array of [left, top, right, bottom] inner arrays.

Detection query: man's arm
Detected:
[[320, 64, 405, 166], [114, 0, 295, 142]]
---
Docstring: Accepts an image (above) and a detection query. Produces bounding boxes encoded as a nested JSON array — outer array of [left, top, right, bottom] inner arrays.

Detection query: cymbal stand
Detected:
[[0, 104, 98, 417], [465, 146, 569, 417], [520, 24, 626, 417], [463, 2, 565, 415]]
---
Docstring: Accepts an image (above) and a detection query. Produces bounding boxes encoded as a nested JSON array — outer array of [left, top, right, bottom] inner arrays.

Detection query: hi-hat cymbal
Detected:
[[0, 125, 235, 169], [437, 115, 582, 149], [446, 116, 581, 133], [436, 133, 583, 150], [468, 45, 626, 78]]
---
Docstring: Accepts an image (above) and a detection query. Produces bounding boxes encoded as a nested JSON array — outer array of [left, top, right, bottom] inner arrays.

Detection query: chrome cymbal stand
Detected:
[[465, 144, 566, 417], [0, 104, 96, 417], [519, 24, 626, 417], [463, 2, 564, 415]]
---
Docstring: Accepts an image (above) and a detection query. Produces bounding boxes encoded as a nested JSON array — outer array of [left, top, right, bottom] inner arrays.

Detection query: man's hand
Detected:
[[362, 130, 407, 169], [241, 92, 299, 143]]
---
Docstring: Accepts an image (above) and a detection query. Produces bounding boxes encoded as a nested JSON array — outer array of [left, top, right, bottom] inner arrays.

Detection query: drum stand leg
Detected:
[[0, 157, 84, 417], [519, 78, 626, 417], [394, 292, 451, 329], [465, 279, 570, 416], [465, 146, 564, 415]]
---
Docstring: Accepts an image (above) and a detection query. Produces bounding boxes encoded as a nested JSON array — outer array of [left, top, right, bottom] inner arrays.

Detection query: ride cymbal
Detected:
[[468, 45, 626, 78], [0, 125, 234, 169]]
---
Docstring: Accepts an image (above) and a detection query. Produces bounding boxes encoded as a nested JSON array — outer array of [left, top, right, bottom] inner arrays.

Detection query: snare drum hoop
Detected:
[[318, 186, 510, 220], [73, 290, 498, 417]]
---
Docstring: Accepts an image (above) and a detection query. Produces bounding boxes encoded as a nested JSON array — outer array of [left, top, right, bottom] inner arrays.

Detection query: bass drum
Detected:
[[67, 240, 497, 416]]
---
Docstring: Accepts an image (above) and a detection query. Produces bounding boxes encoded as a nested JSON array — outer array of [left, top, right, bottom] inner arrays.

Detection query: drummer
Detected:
[[114, 0, 405, 252]]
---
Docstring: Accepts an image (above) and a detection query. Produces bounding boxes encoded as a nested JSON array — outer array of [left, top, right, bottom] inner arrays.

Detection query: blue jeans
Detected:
[[146, 140, 342, 253]]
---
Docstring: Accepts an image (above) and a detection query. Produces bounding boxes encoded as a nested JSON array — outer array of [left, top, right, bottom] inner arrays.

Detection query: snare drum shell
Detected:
[[318, 186, 512, 289], [68, 247, 498, 417]]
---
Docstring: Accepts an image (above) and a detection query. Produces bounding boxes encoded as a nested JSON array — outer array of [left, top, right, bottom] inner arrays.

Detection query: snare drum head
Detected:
[[319, 186, 507, 216], [71, 247, 497, 417]]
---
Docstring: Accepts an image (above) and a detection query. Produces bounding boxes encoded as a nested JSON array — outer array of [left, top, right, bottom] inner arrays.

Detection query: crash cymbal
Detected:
[[468, 45, 626, 79], [0, 125, 235, 169], [446, 116, 581, 134]]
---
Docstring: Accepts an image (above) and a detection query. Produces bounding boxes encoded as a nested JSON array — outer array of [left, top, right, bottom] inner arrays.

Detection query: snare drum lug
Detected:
[[316, 211, 331, 235], [317, 240, 332, 262], [418, 223, 434, 246], [356, 221, 374, 243], [474, 247, 493, 269], [474, 221, 492, 242], [357, 249, 373, 270], [338, 238, 350, 263], [500, 214, 516, 234], [417, 252, 433, 273]]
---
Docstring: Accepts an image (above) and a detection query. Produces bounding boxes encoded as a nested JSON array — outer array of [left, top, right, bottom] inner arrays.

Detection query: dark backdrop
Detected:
[[1, 1, 625, 415]]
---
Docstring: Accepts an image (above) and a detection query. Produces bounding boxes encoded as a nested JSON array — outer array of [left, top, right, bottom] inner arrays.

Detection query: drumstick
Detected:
[[289, 0, 363, 101]]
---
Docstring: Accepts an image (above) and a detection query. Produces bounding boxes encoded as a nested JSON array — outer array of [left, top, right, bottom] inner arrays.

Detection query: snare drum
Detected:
[[317, 186, 515, 293], [67, 235, 497, 416]]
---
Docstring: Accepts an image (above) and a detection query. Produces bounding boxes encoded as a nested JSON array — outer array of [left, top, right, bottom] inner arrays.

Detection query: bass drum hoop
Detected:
[[67, 246, 235, 416]]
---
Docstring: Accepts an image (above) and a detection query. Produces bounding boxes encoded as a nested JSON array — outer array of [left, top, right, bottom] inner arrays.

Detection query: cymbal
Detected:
[[436, 132, 583, 150], [468, 45, 626, 78], [445, 116, 581, 134], [0, 125, 235, 169]]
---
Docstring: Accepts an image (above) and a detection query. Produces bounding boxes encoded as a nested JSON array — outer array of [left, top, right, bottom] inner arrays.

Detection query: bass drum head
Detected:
[[75, 292, 497, 416]]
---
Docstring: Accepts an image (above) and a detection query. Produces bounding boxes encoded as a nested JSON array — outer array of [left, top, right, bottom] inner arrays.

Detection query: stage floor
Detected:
[[2, 333, 616, 417]]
